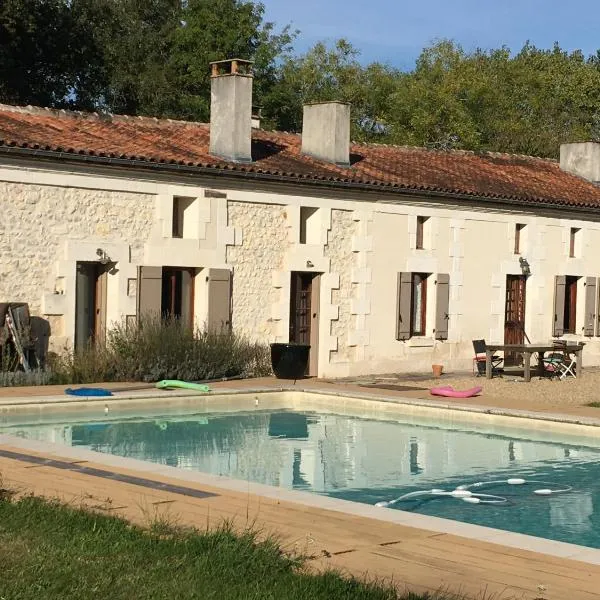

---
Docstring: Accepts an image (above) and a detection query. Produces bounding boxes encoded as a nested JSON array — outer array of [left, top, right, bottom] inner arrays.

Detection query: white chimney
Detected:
[[209, 59, 253, 163], [301, 101, 350, 167], [560, 142, 600, 183]]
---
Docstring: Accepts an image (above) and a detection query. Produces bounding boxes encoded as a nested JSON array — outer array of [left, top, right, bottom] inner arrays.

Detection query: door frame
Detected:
[[75, 261, 109, 350], [289, 271, 321, 377]]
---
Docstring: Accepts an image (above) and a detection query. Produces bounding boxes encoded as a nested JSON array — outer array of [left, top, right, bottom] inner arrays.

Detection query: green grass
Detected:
[[585, 402, 600, 407], [0, 495, 449, 600]]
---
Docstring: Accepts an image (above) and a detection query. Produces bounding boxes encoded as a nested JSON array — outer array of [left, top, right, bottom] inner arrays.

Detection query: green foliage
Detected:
[[3, 316, 271, 386], [2, 1, 600, 157], [0, 0, 106, 109], [0, 495, 446, 599], [167, 0, 296, 121]]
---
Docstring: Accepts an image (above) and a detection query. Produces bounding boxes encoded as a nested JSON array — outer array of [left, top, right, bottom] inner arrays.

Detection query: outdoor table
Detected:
[[485, 343, 585, 382]]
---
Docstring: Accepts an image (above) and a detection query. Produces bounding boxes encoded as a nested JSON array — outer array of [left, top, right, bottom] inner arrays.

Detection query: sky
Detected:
[[260, 0, 600, 69]]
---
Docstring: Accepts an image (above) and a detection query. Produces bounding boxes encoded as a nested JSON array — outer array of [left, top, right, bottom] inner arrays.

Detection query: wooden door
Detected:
[[504, 275, 526, 366], [94, 267, 108, 345], [289, 272, 320, 376], [75, 262, 108, 351]]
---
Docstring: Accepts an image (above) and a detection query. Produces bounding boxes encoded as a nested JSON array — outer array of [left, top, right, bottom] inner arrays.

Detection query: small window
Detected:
[[416, 216, 429, 250], [514, 224, 525, 254], [172, 196, 195, 238], [569, 227, 580, 258], [564, 276, 578, 333], [410, 273, 428, 336], [299, 207, 319, 244]]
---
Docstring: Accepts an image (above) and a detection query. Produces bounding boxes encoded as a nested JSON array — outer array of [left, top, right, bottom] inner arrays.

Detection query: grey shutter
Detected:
[[552, 275, 566, 337], [137, 266, 162, 321], [434, 273, 450, 340], [584, 277, 596, 336], [207, 269, 232, 332], [396, 272, 412, 340]]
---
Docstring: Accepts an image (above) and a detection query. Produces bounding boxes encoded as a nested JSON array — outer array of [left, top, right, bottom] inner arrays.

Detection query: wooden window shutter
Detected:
[[207, 269, 232, 332], [396, 272, 412, 340], [597, 278, 600, 336], [434, 273, 450, 340], [136, 266, 162, 320], [552, 275, 566, 337], [584, 277, 596, 336]]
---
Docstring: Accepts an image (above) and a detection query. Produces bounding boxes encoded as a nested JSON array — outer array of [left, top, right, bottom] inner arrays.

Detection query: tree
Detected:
[[166, 0, 296, 121], [0, 0, 105, 109]]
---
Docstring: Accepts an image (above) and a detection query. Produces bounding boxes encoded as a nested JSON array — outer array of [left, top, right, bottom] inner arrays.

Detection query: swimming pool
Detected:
[[2, 391, 600, 549]]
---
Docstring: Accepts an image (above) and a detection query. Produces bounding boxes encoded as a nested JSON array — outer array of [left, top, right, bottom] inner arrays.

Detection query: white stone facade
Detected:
[[2, 160, 600, 377]]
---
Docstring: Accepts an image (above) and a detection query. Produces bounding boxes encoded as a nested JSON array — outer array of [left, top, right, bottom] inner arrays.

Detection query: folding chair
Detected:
[[541, 352, 566, 380], [542, 343, 576, 380], [472, 339, 503, 377], [558, 351, 577, 379]]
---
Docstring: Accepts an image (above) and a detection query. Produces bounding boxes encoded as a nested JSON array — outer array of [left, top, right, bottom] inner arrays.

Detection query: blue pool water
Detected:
[[3, 406, 600, 549]]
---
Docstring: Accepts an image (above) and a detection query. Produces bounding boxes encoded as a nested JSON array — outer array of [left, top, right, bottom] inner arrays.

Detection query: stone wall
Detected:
[[226, 201, 290, 342], [0, 182, 154, 313], [325, 209, 355, 363]]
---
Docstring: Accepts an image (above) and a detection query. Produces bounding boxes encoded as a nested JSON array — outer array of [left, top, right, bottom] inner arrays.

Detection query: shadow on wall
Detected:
[[30, 316, 50, 367]]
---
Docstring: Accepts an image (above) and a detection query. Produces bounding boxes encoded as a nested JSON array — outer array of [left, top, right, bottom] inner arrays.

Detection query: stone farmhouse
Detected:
[[2, 58, 600, 378]]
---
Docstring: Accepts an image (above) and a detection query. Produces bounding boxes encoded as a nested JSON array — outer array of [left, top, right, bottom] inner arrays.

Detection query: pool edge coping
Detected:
[[2, 383, 600, 430]]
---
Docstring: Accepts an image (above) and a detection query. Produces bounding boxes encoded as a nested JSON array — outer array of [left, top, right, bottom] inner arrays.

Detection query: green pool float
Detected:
[[155, 380, 211, 392]]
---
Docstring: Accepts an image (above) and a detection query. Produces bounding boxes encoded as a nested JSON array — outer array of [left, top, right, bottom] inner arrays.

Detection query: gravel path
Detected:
[[340, 369, 600, 408]]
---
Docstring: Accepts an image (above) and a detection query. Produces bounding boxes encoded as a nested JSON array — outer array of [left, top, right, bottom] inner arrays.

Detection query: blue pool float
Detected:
[[65, 387, 114, 397]]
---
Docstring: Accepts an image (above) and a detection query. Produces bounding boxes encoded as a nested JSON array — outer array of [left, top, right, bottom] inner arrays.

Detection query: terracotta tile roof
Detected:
[[1, 104, 600, 209]]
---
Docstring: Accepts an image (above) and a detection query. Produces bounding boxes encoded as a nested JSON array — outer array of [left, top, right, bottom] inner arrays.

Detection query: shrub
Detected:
[[3, 316, 273, 386]]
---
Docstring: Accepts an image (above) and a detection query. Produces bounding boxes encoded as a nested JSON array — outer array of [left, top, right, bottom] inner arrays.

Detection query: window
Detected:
[[416, 216, 429, 250], [569, 227, 580, 258], [299, 207, 319, 244], [397, 272, 449, 341], [564, 275, 578, 333], [514, 223, 525, 254], [410, 273, 428, 335], [172, 196, 195, 238]]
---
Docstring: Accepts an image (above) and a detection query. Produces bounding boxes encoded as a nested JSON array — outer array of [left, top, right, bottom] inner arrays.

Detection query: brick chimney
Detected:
[[301, 101, 350, 167], [209, 59, 253, 163], [560, 142, 600, 183]]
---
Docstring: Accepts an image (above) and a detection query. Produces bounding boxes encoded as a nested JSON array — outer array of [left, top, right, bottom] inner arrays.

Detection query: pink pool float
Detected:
[[430, 385, 483, 398]]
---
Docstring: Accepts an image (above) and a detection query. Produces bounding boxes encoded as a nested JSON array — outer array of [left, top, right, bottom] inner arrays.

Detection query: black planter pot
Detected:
[[270, 343, 310, 379]]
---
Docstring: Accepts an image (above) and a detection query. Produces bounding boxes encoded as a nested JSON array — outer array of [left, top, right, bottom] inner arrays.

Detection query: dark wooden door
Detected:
[[504, 275, 526, 366], [290, 272, 313, 345], [289, 271, 320, 376]]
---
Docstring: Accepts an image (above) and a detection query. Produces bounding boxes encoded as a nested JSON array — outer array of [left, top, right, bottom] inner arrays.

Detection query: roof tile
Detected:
[[1, 104, 600, 208]]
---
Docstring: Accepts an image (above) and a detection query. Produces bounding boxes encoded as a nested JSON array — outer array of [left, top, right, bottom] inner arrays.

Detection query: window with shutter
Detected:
[[552, 275, 566, 337], [584, 277, 596, 336], [137, 266, 162, 321], [396, 272, 412, 340], [207, 269, 232, 333], [434, 274, 450, 340]]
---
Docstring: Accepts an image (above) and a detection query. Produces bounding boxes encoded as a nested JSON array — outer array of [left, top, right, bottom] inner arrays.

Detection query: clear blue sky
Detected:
[[261, 0, 600, 69]]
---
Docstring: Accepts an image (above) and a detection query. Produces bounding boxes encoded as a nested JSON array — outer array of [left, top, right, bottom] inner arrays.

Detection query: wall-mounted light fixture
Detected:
[[519, 256, 531, 277], [306, 260, 314, 268], [96, 248, 112, 265]]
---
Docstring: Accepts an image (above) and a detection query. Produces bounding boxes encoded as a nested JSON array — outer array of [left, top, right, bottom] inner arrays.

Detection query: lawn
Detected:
[[0, 495, 442, 600]]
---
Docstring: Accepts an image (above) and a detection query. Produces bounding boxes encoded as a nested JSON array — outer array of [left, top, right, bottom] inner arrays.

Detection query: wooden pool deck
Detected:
[[1, 378, 600, 599]]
